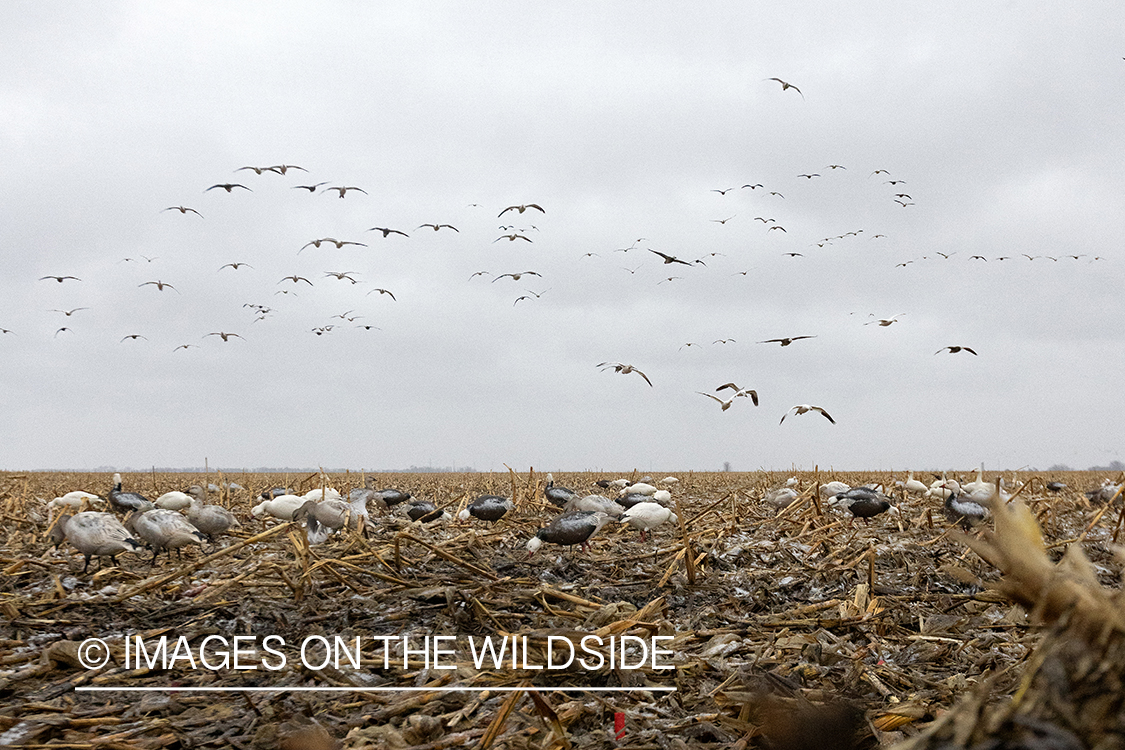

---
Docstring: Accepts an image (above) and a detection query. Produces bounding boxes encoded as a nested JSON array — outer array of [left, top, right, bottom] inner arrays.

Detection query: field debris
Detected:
[[1, 468, 1123, 749]]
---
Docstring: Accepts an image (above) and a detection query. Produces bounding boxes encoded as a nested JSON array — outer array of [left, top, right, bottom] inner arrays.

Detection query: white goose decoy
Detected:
[[618, 502, 678, 542], [780, 404, 835, 425], [154, 491, 193, 511], [660, 476, 680, 485], [926, 475, 960, 501], [127, 509, 207, 562], [58, 511, 142, 572], [961, 465, 990, 496], [47, 491, 102, 511], [764, 487, 799, 509], [619, 482, 657, 498], [903, 471, 928, 495], [819, 481, 851, 501], [252, 494, 307, 521]]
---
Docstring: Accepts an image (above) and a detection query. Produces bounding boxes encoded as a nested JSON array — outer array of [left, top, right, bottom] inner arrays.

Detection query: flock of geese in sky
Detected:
[[10, 76, 1113, 434]]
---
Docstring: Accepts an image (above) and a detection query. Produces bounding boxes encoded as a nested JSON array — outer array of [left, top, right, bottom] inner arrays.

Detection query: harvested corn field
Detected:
[[1, 468, 1123, 750]]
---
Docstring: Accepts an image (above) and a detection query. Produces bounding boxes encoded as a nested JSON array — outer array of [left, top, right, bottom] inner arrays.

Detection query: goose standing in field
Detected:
[[563, 494, 625, 518], [458, 495, 514, 524], [544, 474, 579, 508], [618, 502, 678, 542], [108, 473, 155, 513], [126, 509, 207, 562], [526, 511, 613, 557], [57, 512, 142, 572], [1046, 481, 1067, 492], [185, 489, 241, 541], [944, 492, 989, 530], [961, 465, 990, 497], [903, 471, 928, 495], [835, 487, 892, 524]]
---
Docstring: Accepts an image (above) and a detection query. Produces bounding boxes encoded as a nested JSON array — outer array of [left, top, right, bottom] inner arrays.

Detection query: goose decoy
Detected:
[[458, 495, 513, 523], [1086, 481, 1123, 504], [292, 497, 352, 539], [126, 509, 207, 562], [544, 474, 579, 508], [780, 404, 835, 425], [362, 483, 412, 510], [944, 493, 988, 530], [836, 487, 892, 525], [108, 473, 154, 513], [526, 510, 612, 556], [47, 491, 102, 511], [619, 482, 657, 498], [252, 494, 307, 521], [57, 511, 143, 572], [185, 489, 240, 540], [618, 502, 678, 542], [616, 492, 653, 510], [819, 481, 850, 500], [563, 494, 625, 518], [1045, 482, 1067, 492], [903, 471, 928, 495], [154, 491, 193, 510], [404, 500, 448, 523], [764, 487, 799, 509]]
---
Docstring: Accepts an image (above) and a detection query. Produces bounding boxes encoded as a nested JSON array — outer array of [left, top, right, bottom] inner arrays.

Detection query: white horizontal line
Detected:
[[76, 686, 676, 693]]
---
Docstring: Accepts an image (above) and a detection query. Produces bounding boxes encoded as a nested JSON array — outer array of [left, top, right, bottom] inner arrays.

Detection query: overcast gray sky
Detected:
[[2, 2, 1122, 473]]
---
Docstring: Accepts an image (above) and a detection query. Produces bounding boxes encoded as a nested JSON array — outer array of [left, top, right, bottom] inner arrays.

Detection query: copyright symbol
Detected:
[[78, 638, 111, 670]]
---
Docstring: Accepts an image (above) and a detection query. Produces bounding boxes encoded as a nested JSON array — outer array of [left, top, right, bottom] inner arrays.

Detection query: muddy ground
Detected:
[[1, 469, 1121, 749]]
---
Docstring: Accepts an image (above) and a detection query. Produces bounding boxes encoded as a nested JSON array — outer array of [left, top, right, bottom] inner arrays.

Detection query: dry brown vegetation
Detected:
[[1, 468, 1123, 750]]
